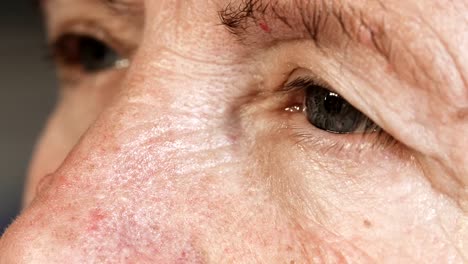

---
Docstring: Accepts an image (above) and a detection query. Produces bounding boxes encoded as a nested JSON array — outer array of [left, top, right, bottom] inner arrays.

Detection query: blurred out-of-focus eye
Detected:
[[289, 77, 381, 134], [52, 34, 122, 73]]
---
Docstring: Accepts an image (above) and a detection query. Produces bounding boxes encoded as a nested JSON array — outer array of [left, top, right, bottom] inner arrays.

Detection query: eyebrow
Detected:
[[219, 0, 392, 60]]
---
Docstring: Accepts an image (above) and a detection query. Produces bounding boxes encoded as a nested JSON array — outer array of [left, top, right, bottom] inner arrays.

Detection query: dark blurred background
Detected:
[[0, 2, 56, 234]]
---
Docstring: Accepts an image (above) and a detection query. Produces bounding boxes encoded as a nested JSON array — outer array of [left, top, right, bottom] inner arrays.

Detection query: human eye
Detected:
[[291, 77, 380, 134], [279, 71, 397, 153], [52, 33, 126, 74], [51, 33, 128, 75]]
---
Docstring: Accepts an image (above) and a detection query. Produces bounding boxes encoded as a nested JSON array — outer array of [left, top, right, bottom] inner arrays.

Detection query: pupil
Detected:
[[79, 37, 117, 72], [305, 85, 366, 134], [90, 42, 105, 61], [323, 92, 344, 115], [53, 34, 121, 73]]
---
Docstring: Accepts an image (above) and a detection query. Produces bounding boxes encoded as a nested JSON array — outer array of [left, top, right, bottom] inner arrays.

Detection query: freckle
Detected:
[[363, 219, 372, 228], [457, 107, 468, 120], [259, 21, 271, 33]]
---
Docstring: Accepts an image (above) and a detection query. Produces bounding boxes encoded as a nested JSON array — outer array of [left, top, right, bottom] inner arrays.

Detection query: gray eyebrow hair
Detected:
[[218, 0, 269, 34]]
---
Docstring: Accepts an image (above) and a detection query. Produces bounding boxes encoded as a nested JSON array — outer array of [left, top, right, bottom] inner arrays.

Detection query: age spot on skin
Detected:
[[457, 107, 468, 120], [363, 219, 373, 228]]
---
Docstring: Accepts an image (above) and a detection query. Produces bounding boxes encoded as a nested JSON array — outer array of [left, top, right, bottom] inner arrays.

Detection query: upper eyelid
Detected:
[[44, 0, 144, 49], [49, 19, 134, 59], [50, 20, 110, 46], [283, 73, 336, 94], [51, 34, 131, 70], [285, 77, 325, 91]]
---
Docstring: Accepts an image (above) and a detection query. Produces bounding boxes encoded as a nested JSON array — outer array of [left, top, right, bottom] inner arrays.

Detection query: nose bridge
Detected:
[[116, 0, 238, 128], [55, 2, 239, 192], [0, 22, 243, 264], [51, 0, 241, 227]]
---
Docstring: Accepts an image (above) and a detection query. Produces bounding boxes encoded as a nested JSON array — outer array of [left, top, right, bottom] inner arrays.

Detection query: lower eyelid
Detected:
[[284, 111, 401, 159]]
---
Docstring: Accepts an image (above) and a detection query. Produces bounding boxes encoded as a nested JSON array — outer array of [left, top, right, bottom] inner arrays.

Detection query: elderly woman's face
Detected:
[[1, 0, 467, 262]]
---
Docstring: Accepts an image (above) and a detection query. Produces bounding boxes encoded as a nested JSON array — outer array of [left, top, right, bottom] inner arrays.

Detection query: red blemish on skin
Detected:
[[259, 21, 271, 33], [87, 209, 107, 232], [385, 63, 394, 74]]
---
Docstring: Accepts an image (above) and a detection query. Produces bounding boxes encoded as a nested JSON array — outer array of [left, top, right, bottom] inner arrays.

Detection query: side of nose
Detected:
[[0, 15, 251, 263]]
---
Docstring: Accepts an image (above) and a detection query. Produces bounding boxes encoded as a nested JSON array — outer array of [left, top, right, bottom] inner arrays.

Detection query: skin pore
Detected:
[[0, 0, 467, 262]]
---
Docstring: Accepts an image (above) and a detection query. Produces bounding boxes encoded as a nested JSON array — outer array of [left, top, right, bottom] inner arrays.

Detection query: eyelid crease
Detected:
[[49, 21, 136, 63], [284, 76, 334, 94]]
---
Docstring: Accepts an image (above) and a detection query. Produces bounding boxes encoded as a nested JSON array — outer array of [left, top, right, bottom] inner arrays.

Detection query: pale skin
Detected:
[[0, 0, 467, 263]]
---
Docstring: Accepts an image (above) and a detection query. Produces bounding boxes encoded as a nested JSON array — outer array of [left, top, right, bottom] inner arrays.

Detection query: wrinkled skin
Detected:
[[1, 0, 467, 263]]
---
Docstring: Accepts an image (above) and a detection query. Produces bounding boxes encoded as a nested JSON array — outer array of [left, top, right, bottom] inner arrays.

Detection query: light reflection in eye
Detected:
[[115, 58, 130, 69]]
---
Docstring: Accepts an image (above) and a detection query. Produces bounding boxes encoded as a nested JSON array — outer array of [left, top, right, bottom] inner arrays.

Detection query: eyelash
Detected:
[[283, 76, 399, 153], [50, 33, 126, 74]]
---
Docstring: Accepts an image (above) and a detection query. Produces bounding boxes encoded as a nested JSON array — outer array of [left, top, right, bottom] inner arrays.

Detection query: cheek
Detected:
[[13, 138, 300, 261], [14, 93, 367, 262], [252, 119, 463, 260]]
